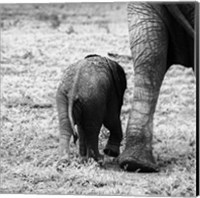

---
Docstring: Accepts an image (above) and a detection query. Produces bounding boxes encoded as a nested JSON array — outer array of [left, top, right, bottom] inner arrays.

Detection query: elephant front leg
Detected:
[[119, 3, 168, 172]]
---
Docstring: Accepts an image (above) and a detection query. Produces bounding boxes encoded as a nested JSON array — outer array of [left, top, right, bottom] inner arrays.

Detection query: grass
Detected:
[[0, 2, 196, 196]]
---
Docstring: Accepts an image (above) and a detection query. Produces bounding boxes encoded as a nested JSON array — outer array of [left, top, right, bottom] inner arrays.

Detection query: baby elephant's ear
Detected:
[[114, 61, 127, 91], [106, 58, 127, 101], [85, 54, 100, 59]]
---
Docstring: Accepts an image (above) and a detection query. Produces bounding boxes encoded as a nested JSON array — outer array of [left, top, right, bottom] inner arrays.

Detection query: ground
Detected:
[[0, 2, 196, 196]]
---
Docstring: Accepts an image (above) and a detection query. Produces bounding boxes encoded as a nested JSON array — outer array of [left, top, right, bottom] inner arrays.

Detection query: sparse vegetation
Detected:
[[0, 3, 196, 196]]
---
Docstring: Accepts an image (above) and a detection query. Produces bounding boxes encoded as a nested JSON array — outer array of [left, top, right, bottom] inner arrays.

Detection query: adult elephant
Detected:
[[118, 2, 196, 172]]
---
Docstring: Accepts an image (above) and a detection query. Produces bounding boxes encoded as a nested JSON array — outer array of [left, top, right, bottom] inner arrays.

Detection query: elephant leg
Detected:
[[78, 126, 87, 159], [56, 94, 72, 161], [84, 125, 103, 162], [119, 3, 168, 172], [103, 115, 123, 157]]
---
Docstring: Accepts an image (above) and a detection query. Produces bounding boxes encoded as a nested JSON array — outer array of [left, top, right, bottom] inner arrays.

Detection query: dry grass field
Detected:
[[0, 2, 196, 196]]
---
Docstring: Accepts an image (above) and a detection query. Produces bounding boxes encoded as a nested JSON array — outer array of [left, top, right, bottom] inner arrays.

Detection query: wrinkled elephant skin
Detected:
[[119, 3, 195, 172], [56, 54, 126, 163]]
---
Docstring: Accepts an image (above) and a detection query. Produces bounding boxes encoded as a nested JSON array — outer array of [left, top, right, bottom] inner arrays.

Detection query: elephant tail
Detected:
[[68, 64, 83, 144], [85, 54, 101, 59], [68, 98, 79, 144]]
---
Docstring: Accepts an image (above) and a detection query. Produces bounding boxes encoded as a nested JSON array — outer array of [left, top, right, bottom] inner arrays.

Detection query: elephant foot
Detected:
[[103, 144, 120, 157], [80, 154, 104, 166], [96, 154, 104, 166], [118, 146, 159, 172], [56, 155, 71, 172]]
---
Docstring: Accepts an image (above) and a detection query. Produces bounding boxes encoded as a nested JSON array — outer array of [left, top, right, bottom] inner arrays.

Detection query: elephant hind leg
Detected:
[[120, 158, 158, 172], [84, 125, 103, 163], [56, 94, 73, 171], [56, 94, 72, 160], [103, 114, 123, 158], [119, 3, 168, 172], [78, 126, 87, 158], [119, 130, 159, 172]]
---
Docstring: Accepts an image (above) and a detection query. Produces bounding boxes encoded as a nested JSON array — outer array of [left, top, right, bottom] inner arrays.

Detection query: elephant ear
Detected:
[[85, 54, 101, 59], [105, 58, 127, 106]]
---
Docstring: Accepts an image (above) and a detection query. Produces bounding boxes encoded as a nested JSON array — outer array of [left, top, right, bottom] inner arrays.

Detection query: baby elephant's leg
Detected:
[[84, 125, 103, 163], [103, 116, 123, 157], [78, 126, 87, 161], [56, 94, 72, 162]]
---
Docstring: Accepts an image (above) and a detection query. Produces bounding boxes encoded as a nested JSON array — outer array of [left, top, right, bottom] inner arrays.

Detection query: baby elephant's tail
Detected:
[[68, 63, 82, 144], [68, 99, 79, 144]]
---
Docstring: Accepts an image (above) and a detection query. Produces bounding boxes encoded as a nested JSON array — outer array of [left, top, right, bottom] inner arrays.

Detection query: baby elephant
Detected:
[[56, 54, 126, 163]]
